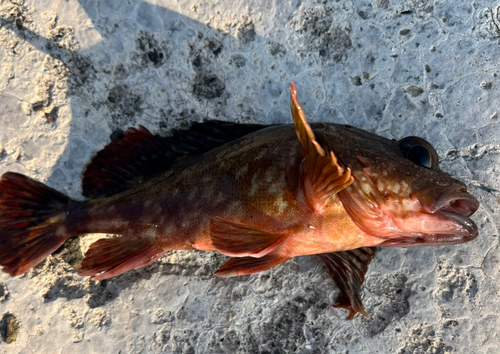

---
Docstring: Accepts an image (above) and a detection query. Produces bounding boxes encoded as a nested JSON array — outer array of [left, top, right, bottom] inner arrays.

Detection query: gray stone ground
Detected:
[[0, 0, 499, 353]]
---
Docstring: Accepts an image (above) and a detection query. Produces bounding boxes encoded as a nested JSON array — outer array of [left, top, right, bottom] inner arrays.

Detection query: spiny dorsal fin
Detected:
[[82, 121, 268, 198], [289, 82, 353, 211]]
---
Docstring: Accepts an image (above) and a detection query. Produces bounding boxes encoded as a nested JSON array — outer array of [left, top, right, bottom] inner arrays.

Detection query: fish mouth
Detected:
[[429, 190, 479, 242], [432, 191, 479, 243], [430, 191, 479, 217], [381, 191, 479, 247]]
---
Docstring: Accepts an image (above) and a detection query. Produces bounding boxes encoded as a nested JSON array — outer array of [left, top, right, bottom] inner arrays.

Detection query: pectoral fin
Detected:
[[214, 255, 288, 277], [290, 83, 353, 210], [318, 247, 376, 320], [210, 217, 289, 257]]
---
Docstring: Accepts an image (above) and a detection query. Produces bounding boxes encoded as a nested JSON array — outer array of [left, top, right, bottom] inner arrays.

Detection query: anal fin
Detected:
[[78, 236, 167, 281], [318, 247, 376, 320], [290, 83, 353, 211], [210, 217, 289, 258], [214, 255, 288, 277]]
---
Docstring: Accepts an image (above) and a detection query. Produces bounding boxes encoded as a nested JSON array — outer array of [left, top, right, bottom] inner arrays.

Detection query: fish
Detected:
[[0, 83, 479, 319]]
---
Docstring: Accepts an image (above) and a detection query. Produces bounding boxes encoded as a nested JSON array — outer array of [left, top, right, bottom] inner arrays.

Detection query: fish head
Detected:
[[321, 124, 479, 246]]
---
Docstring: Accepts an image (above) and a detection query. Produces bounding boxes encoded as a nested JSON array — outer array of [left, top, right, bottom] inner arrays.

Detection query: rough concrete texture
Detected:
[[0, 0, 499, 353]]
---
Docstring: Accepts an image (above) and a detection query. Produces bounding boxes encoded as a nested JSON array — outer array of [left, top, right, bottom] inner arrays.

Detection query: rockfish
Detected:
[[0, 83, 479, 319]]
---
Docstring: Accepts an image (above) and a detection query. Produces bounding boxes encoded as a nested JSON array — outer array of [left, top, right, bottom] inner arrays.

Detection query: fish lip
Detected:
[[379, 233, 475, 247], [437, 210, 479, 240], [430, 191, 479, 217], [432, 191, 480, 240], [412, 188, 479, 244], [379, 211, 479, 247]]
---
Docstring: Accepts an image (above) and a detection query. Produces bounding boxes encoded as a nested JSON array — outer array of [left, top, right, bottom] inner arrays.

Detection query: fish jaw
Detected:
[[382, 183, 480, 246], [337, 170, 479, 247], [414, 183, 479, 217], [376, 205, 479, 247], [312, 123, 481, 247]]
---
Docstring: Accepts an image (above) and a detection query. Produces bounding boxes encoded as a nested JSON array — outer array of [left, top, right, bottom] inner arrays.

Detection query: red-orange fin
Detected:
[[83, 122, 268, 198], [209, 217, 289, 258], [78, 236, 166, 281], [318, 247, 377, 320], [214, 255, 288, 277], [0, 172, 72, 276], [290, 82, 353, 210]]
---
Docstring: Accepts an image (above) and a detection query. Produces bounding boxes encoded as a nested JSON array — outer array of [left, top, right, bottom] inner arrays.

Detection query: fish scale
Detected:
[[0, 83, 479, 319]]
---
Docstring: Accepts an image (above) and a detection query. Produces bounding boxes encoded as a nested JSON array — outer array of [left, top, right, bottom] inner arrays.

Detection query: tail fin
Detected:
[[0, 172, 72, 276]]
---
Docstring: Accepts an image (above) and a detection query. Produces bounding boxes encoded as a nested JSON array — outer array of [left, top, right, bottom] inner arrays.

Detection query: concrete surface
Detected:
[[0, 0, 499, 353]]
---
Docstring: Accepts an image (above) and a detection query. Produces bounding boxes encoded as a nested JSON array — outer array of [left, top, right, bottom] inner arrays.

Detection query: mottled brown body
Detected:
[[0, 83, 479, 318], [70, 124, 381, 260]]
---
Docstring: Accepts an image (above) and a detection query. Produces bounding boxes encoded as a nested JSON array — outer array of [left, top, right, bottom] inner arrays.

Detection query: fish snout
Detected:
[[433, 189, 479, 241], [415, 181, 479, 217], [432, 191, 479, 217]]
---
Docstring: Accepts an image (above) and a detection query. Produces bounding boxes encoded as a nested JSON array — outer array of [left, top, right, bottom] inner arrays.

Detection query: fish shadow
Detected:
[[38, 248, 227, 308]]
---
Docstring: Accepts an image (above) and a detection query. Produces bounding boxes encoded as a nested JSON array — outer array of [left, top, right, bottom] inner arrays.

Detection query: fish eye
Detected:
[[398, 136, 439, 169]]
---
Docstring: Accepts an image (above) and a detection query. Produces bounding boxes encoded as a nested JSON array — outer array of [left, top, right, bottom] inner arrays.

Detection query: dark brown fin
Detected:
[[214, 255, 288, 277], [0, 172, 72, 276], [318, 247, 377, 320], [210, 217, 290, 257], [82, 121, 269, 198], [289, 83, 353, 210], [78, 236, 166, 281]]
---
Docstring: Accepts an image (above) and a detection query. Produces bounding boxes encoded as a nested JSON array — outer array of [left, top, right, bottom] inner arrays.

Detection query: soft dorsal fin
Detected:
[[82, 121, 268, 198], [289, 82, 353, 211]]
